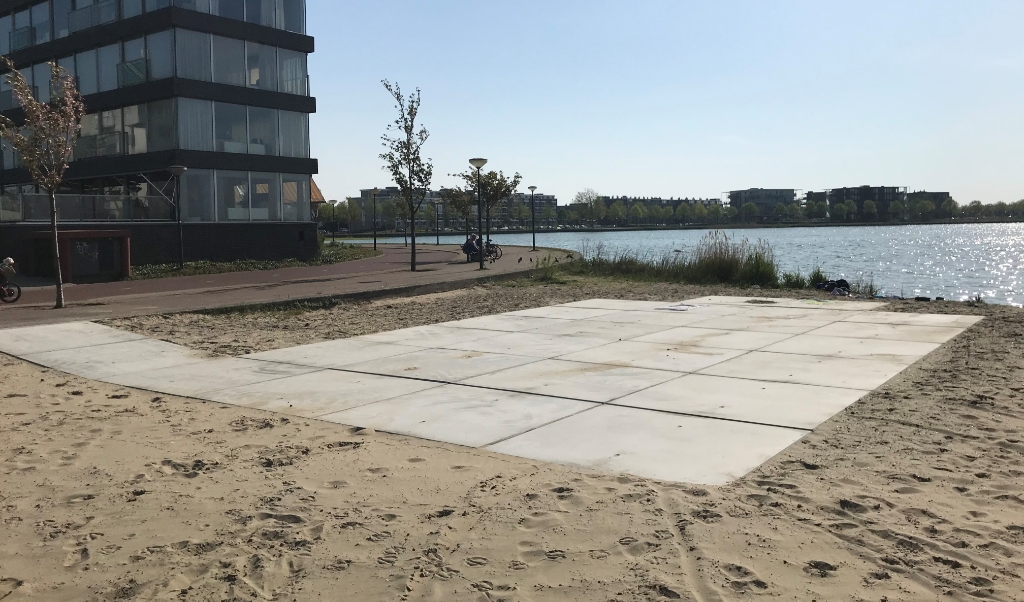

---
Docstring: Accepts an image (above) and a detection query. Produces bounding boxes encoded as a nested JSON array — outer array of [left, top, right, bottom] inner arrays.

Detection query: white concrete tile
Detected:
[[586, 309, 729, 327], [614, 374, 867, 430], [699, 351, 904, 390], [320, 385, 596, 448], [0, 322, 144, 356], [684, 296, 886, 311], [807, 321, 966, 344], [343, 348, 540, 382], [633, 326, 792, 351], [524, 319, 671, 341], [559, 341, 746, 373], [727, 306, 858, 322], [487, 404, 807, 485], [104, 358, 318, 397], [686, 314, 836, 334], [444, 314, 570, 333], [506, 306, 619, 320], [444, 332, 611, 358], [559, 299, 674, 311], [355, 324, 502, 348], [841, 312, 984, 328], [244, 339, 419, 369], [22, 338, 208, 379], [761, 334, 940, 362], [461, 359, 679, 402], [206, 370, 444, 418]]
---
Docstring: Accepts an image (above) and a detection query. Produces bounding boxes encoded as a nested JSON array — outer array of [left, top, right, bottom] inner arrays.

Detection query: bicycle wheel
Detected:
[[1, 283, 20, 303], [492, 245, 503, 260]]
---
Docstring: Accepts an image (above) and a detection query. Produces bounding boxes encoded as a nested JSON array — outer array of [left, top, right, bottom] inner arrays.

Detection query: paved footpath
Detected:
[[0, 244, 556, 329]]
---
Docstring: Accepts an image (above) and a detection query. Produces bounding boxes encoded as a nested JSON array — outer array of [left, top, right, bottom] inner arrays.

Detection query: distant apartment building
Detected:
[[727, 189, 796, 214], [906, 190, 951, 206], [600, 196, 721, 210], [352, 187, 556, 231], [827, 186, 907, 216]]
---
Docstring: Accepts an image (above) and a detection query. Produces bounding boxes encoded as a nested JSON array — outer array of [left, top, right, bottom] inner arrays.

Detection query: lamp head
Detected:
[[371, 188, 379, 195], [528, 186, 537, 192], [469, 158, 487, 169], [168, 165, 187, 177]]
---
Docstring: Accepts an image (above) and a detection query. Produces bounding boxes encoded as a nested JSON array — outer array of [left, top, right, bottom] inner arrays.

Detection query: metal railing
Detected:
[[0, 193, 174, 223], [117, 59, 149, 87], [68, 0, 119, 34]]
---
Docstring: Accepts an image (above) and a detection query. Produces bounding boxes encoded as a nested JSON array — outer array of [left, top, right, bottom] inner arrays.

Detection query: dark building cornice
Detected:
[[4, 6, 313, 69], [0, 151, 318, 183]]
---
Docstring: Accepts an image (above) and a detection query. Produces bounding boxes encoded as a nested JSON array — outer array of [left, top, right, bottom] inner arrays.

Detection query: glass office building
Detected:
[[0, 0, 318, 274]]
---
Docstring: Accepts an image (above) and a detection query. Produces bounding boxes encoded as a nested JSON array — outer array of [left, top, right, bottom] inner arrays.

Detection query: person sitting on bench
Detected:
[[462, 235, 480, 262]]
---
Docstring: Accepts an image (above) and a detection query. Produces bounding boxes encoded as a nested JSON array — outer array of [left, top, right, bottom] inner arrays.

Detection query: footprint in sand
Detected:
[[63, 547, 89, 567], [464, 556, 488, 567], [65, 493, 96, 504], [0, 578, 23, 598], [508, 560, 528, 570], [407, 457, 426, 463], [588, 550, 610, 560], [518, 511, 564, 532]]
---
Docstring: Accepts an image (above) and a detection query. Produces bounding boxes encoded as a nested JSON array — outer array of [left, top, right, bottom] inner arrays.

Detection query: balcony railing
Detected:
[[74, 132, 124, 160], [117, 59, 148, 87], [9, 26, 33, 51], [0, 193, 174, 222], [68, 0, 118, 34]]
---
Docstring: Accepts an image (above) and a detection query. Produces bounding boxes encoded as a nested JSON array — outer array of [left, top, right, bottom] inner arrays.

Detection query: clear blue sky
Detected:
[[308, 1, 1024, 205]]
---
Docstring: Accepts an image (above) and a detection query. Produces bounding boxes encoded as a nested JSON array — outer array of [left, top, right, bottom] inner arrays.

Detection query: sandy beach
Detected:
[[2, 276, 1022, 601]]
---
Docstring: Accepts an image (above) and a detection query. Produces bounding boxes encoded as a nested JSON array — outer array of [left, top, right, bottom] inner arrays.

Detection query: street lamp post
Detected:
[[371, 188, 379, 251], [168, 165, 187, 269], [435, 201, 440, 245], [528, 185, 537, 251], [469, 158, 487, 269]]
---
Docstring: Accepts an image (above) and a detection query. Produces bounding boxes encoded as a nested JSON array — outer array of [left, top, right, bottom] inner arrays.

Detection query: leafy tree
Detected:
[[573, 189, 604, 224], [914, 200, 935, 221], [707, 204, 723, 223], [380, 80, 433, 270], [888, 200, 905, 221], [607, 200, 626, 224], [787, 203, 804, 220], [347, 197, 363, 230], [862, 200, 877, 221], [741, 202, 758, 222], [939, 198, 957, 219], [830, 202, 848, 221], [0, 59, 86, 308], [628, 203, 645, 224], [967, 200, 983, 218], [380, 199, 397, 229], [773, 204, 787, 220], [455, 168, 521, 240], [692, 203, 708, 222], [421, 203, 436, 232], [675, 202, 691, 224], [541, 206, 557, 227], [723, 206, 738, 221]]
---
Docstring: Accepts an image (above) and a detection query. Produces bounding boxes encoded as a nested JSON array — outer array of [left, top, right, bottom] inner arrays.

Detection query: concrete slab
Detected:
[[0, 321, 144, 356], [559, 299, 674, 311], [206, 370, 444, 418], [808, 321, 967, 344], [683, 296, 886, 311], [761, 334, 940, 362], [633, 326, 793, 351], [523, 318, 669, 341], [445, 332, 612, 358], [444, 314, 570, 333], [841, 312, 984, 328], [342, 348, 539, 382], [104, 358, 318, 397], [461, 359, 679, 402], [22, 338, 208, 379], [559, 341, 746, 373], [487, 404, 807, 485], [320, 385, 596, 448], [355, 324, 503, 348], [586, 309, 728, 327], [245, 339, 419, 370], [686, 314, 836, 334], [506, 306, 620, 320], [614, 374, 867, 430], [699, 351, 904, 390]]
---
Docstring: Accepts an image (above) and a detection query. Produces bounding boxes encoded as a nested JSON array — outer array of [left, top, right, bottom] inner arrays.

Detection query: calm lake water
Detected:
[[350, 223, 1024, 306]]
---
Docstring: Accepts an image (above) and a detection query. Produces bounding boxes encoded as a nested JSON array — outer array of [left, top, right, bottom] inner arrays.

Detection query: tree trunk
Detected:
[[49, 189, 65, 309], [410, 209, 417, 272]]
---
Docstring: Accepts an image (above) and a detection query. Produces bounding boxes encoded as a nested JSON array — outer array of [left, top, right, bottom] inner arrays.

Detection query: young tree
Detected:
[[573, 189, 604, 225], [628, 203, 645, 225], [422, 203, 436, 232], [741, 202, 758, 222], [346, 197, 363, 230], [692, 203, 708, 223], [939, 198, 958, 219], [707, 204, 723, 223], [607, 200, 626, 225], [862, 200, 878, 221], [831, 202, 848, 221], [541, 206, 556, 228], [455, 169, 521, 242], [675, 202, 691, 224], [0, 60, 85, 309], [440, 187, 472, 237], [888, 200, 904, 221], [773, 204, 787, 221], [380, 80, 433, 271]]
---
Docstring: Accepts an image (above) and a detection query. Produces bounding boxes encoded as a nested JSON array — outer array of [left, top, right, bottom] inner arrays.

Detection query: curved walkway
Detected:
[[0, 244, 555, 328]]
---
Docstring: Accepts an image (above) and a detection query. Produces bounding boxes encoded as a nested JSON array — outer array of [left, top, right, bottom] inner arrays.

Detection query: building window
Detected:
[[32, 2, 52, 44], [278, 110, 308, 158], [147, 30, 174, 79], [0, 15, 11, 55], [281, 173, 309, 221], [145, 0, 170, 10], [175, 29, 212, 81], [177, 97, 213, 150], [246, 41, 277, 91], [214, 0, 245, 20], [75, 49, 98, 95], [250, 171, 280, 220], [214, 101, 247, 153], [97, 43, 121, 92], [122, 0, 144, 19], [217, 170, 249, 221], [280, 0, 303, 33], [247, 106, 278, 155], [278, 48, 306, 95], [180, 168, 214, 221], [245, 0, 275, 27], [212, 35, 246, 86]]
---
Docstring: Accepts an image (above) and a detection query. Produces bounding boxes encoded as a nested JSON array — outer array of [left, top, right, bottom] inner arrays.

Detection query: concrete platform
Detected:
[[0, 298, 979, 485]]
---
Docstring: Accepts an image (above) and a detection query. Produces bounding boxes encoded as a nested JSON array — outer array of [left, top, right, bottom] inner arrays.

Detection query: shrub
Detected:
[[808, 265, 828, 288], [781, 271, 808, 289]]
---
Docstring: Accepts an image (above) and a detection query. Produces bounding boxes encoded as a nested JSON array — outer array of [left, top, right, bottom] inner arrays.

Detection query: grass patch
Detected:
[[781, 271, 808, 289], [562, 231, 781, 288], [130, 244, 381, 281], [532, 255, 567, 284]]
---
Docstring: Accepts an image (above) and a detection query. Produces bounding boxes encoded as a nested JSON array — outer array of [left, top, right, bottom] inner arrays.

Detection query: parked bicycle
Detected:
[[1, 258, 21, 304]]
